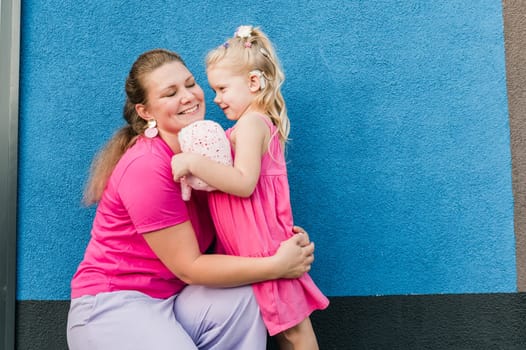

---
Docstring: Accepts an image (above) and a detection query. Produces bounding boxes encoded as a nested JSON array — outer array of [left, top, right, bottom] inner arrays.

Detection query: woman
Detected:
[[66, 49, 315, 350]]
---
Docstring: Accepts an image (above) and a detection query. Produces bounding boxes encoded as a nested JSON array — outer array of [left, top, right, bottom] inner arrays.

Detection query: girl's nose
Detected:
[[213, 94, 221, 104]]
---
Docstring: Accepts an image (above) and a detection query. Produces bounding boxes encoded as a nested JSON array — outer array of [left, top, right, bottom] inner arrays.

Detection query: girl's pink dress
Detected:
[[208, 114, 329, 336]]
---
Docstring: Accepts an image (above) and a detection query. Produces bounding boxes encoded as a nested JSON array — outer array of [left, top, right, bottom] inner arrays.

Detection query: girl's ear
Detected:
[[248, 73, 261, 92], [248, 70, 265, 92]]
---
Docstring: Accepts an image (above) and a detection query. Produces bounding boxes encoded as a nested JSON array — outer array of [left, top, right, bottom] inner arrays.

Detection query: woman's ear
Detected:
[[135, 103, 149, 121]]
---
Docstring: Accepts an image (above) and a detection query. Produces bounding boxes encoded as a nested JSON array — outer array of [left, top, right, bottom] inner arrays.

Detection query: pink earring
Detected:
[[145, 119, 158, 138]]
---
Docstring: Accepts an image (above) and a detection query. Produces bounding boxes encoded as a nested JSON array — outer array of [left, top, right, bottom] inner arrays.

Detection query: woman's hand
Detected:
[[273, 233, 315, 279], [292, 225, 310, 246]]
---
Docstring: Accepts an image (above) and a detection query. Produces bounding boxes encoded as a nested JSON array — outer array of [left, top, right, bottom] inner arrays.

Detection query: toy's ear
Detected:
[[248, 70, 266, 92]]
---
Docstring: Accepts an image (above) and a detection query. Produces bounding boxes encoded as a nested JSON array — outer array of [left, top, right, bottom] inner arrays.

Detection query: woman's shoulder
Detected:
[[116, 137, 172, 176], [110, 137, 180, 203], [124, 136, 171, 161]]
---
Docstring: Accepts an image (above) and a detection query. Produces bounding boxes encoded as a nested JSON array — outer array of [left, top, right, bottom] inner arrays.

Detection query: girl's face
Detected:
[[207, 65, 255, 121], [138, 61, 205, 137]]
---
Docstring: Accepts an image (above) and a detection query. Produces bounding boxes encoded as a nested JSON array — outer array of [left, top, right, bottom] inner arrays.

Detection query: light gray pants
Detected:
[[67, 285, 266, 350]]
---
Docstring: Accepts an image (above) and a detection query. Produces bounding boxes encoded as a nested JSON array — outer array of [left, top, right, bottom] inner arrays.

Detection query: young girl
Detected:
[[171, 26, 329, 349]]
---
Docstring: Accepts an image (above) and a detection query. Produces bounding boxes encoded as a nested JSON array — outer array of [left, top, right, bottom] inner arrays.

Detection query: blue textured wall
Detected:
[[18, 0, 515, 300]]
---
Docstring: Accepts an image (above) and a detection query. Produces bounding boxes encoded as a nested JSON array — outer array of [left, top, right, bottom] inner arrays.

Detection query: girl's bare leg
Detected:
[[275, 317, 319, 350], [274, 332, 293, 350]]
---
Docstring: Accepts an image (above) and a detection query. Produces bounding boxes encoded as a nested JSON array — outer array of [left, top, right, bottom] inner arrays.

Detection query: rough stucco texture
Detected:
[[18, 1, 515, 300]]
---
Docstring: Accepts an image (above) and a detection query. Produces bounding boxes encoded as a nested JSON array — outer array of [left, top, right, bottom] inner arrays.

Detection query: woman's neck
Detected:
[[158, 130, 182, 154]]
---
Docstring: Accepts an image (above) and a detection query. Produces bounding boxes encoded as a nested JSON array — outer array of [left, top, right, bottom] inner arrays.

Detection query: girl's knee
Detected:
[[280, 318, 318, 349], [282, 323, 302, 342]]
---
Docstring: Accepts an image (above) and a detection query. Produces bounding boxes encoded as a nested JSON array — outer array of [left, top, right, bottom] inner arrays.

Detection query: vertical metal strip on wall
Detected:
[[0, 0, 20, 348], [502, 0, 526, 291]]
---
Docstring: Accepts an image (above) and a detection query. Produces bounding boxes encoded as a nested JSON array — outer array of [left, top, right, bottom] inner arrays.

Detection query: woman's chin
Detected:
[[177, 113, 205, 127]]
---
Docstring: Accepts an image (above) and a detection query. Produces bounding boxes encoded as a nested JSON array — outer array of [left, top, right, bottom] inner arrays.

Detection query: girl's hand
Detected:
[[171, 153, 194, 182], [273, 234, 315, 279]]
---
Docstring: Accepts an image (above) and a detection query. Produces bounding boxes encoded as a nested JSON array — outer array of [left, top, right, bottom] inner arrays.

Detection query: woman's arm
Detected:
[[172, 113, 268, 197], [143, 220, 314, 287]]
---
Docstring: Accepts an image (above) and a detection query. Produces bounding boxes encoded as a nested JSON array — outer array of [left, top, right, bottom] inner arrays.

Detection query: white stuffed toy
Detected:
[[177, 120, 233, 201]]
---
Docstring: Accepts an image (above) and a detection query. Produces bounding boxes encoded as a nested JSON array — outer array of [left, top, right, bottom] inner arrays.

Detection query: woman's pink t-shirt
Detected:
[[71, 136, 216, 299]]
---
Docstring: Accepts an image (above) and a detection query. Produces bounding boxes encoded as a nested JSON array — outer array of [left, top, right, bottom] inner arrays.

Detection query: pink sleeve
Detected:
[[118, 153, 189, 234]]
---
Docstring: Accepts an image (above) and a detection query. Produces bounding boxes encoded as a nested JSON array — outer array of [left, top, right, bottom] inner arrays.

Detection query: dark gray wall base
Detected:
[[17, 293, 526, 350], [16, 300, 69, 350], [304, 293, 526, 350]]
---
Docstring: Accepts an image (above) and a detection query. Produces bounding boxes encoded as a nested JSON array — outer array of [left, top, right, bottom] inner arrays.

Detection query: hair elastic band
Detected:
[[235, 25, 253, 38]]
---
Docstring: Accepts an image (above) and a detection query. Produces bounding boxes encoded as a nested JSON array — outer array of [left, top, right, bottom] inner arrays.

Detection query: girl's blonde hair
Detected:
[[206, 26, 290, 145], [83, 49, 185, 205]]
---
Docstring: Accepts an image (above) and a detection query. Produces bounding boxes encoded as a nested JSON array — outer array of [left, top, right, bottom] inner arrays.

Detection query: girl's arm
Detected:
[[143, 220, 314, 287], [172, 113, 268, 197]]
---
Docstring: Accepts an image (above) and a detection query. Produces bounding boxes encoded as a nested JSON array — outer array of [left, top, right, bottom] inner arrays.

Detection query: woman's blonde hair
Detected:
[[83, 49, 185, 205], [206, 26, 290, 145]]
